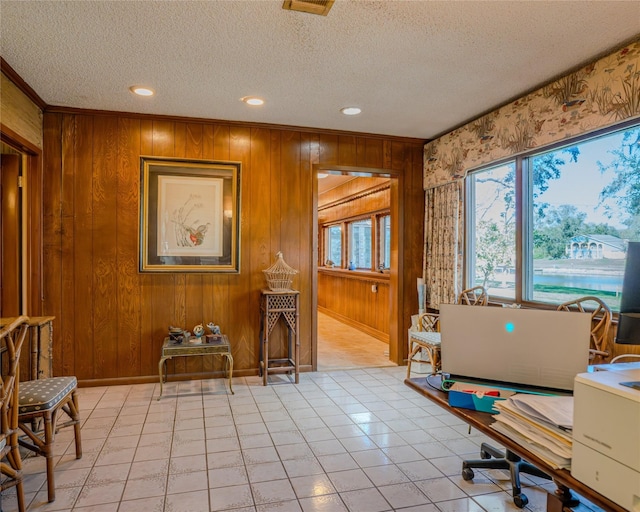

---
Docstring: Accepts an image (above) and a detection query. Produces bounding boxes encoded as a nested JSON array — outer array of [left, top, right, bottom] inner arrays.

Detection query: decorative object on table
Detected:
[[193, 324, 205, 338], [207, 322, 221, 335], [139, 156, 241, 273], [168, 326, 186, 343], [205, 321, 222, 343], [263, 251, 298, 291], [348, 261, 355, 270]]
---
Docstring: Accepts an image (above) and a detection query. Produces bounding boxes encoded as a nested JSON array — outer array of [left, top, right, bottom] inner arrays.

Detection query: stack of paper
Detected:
[[491, 394, 574, 469]]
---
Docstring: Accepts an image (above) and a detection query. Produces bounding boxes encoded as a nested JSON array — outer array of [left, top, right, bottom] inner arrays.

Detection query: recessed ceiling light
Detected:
[[340, 106, 361, 116], [317, 173, 329, 179], [129, 85, 155, 97], [242, 96, 264, 106]]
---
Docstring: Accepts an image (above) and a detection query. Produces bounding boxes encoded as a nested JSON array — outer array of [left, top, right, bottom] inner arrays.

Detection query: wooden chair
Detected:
[[407, 286, 488, 377], [1, 316, 30, 512], [18, 371, 82, 502], [458, 285, 489, 306], [406, 314, 442, 377], [556, 296, 612, 364]]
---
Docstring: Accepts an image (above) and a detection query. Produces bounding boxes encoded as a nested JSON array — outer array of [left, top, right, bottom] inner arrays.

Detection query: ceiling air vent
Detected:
[[282, 0, 335, 16]]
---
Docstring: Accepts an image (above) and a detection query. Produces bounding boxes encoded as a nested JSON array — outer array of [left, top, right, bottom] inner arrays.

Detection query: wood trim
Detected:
[[318, 183, 390, 211], [318, 268, 389, 283], [45, 105, 428, 144], [0, 123, 41, 155], [1, 58, 48, 110]]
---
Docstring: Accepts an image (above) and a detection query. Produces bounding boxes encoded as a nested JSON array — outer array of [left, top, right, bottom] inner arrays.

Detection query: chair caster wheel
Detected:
[[462, 467, 474, 481], [480, 450, 491, 459], [514, 494, 528, 508]]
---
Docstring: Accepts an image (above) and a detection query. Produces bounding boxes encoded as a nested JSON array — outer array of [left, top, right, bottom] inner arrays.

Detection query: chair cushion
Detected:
[[410, 331, 441, 346], [18, 376, 77, 415]]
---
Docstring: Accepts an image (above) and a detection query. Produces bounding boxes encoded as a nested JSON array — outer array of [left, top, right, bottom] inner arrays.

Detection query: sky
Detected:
[[536, 128, 636, 231]]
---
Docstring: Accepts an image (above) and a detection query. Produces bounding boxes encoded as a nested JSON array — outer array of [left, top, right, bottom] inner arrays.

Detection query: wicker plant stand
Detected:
[[258, 289, 300, 386]]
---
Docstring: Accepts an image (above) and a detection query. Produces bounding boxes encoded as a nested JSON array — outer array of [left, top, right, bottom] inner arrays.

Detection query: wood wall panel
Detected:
[[317, 272, 390, 341], [71, 116, 94, 379], [116, 118, 141, 378], [42, 111, 425, 383], [92, 115, 119, 379], [42, 114, 63, 374]]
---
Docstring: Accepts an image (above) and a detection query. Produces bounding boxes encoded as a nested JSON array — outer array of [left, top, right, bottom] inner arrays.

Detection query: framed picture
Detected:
[[140, 157, 241, 273]]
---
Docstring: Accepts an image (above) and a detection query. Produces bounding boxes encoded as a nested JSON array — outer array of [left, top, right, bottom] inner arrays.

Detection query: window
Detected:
[[349, 219, 372, 269], [325, 225, 342, 266], [467, 124, 640, 310], [467, 162, 516, 299], [379, 215, 391, 269], [321, 211, 390, 271]]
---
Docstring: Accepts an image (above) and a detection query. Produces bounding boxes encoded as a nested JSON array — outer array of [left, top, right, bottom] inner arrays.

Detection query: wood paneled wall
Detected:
[[318, 271, 390, 342], [42, 111, 425, 384]]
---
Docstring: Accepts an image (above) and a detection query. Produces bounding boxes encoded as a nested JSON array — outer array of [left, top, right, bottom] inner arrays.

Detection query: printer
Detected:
[[573, 366, 640, 511]]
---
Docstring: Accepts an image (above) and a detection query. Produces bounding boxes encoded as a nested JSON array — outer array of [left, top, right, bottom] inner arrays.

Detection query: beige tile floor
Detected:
[[2, 364, 601, 512], [317, 312, 395, 371]]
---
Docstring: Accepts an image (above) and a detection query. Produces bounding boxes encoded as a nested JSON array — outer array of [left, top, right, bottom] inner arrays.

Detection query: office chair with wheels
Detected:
[[462, 444, 551, 508], [407, 286, 488, 377]]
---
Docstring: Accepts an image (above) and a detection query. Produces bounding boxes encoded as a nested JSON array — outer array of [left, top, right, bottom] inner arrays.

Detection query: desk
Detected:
[[158, 336, 234, 399], [404, 376, 626, 512], [259, 289, 300, 386]]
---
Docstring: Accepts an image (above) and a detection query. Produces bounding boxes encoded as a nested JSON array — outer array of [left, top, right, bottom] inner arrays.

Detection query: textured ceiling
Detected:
[[1, 1, 639, 140]]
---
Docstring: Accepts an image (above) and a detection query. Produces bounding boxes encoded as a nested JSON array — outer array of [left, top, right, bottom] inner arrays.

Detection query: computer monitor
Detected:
[[440, 304, 591, 391], [616, 241, 640, 346]]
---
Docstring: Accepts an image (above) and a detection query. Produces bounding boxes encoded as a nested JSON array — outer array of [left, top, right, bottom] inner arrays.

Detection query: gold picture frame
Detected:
[[140, 157, 241, 273]]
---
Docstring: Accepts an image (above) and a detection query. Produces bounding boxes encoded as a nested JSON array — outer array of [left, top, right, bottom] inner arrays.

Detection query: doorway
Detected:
[[313, 166, 399, 371], [0, 132, 42, 318], [1, 146, 23, 317]]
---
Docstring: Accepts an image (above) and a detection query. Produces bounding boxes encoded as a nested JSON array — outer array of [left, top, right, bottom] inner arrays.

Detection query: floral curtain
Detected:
[[424, 180, 463, 309]]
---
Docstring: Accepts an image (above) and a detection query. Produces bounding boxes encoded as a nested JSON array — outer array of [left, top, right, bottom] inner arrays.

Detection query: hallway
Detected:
[[317, 311, 396, 371]]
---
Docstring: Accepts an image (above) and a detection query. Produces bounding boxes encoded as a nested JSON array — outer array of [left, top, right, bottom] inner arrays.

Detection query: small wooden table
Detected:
[[158, 335, 234, 399]]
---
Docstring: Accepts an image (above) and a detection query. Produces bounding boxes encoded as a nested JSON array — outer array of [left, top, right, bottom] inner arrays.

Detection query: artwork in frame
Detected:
[[140, 157, 241, 272]]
